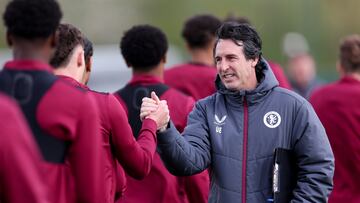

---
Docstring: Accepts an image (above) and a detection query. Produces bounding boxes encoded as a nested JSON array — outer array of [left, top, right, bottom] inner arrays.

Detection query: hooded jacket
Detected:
[[157, 58, 334, 203]]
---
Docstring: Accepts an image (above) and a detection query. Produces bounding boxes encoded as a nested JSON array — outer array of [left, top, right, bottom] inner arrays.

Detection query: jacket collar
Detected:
[[339, 75, 360, 84], [57, 75, 90, 90], [129, 73, 163, 86], [4, 60, 54, 73]]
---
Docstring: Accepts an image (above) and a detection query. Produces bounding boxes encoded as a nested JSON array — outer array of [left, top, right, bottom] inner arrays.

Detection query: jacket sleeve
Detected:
[[68, 93, 104, 203], [108, 95, 157, 179], [290, 101, 334, 203], [157, 101, 211, 176]]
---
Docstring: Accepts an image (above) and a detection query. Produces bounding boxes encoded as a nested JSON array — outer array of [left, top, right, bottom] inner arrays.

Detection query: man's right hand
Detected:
[[140, 92, 170, 131]]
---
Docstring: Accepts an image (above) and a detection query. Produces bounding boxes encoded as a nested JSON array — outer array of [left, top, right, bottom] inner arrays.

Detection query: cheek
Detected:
[[234, 62, 252, 76], [216, 65, 221, 73]]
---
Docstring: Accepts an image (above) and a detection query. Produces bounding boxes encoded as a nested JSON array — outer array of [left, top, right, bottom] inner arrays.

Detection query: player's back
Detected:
[[0, 60, 103, 203], [165, 63, 217, 100], [0, 94, 48, 203]]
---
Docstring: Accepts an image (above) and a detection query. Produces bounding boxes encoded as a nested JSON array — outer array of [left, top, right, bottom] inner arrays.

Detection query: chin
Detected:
[[224, 84, 238, 91]]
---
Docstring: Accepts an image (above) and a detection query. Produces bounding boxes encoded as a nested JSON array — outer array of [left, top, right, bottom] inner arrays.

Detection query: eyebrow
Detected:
[[215, 54, 238, 59]]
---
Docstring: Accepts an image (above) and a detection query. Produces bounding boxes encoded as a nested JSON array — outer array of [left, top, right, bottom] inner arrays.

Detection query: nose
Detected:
[[217, 59, 229, 73]]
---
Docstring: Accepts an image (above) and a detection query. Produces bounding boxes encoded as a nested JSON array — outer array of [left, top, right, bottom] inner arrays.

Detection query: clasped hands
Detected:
[[140, 91, 170, 131]]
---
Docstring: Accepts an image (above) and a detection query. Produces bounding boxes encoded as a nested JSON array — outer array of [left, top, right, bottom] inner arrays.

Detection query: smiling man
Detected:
[[141, 22, 335, 203]]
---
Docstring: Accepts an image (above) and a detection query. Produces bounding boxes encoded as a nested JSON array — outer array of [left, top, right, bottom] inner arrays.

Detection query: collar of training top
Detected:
[[129, 73, 164, 86], [57, 75, 90, 90], [4, 60, 54, 73]]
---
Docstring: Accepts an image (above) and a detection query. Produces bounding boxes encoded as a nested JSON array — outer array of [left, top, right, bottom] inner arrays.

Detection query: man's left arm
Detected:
[[291, 101, 334, 203]]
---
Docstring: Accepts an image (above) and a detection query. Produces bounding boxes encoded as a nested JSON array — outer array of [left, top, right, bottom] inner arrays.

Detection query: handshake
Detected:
[[140, 91, 170, 132]]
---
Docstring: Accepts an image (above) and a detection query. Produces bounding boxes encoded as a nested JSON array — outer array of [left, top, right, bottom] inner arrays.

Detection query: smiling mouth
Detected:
[[222, 73, 236, 79]]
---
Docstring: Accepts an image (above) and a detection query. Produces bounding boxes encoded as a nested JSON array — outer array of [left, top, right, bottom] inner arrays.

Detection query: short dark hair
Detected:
[[3, 0, 62, 40], [224, 14, 251, 25], [215, 22, 262, 60], [182, 14, 221, 49], [215, 22, 263, 80], [120, 25, 168, 71], [50, 23, 84, 68], [83, 37, 93, 66], [339, 35, 360, 73]]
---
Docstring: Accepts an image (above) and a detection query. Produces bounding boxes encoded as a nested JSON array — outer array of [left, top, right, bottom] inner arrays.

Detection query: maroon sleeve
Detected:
[[113, 93, 128, 115], [0, 96, 48, 203], [107, 95, 157, 179], [184, 171, 210, 203], [269, 61, 292, 89], [67, 93, 104, 203]]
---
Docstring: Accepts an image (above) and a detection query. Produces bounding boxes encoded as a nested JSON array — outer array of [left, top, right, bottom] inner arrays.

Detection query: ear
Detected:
[[336, 61, 345, 76], [251, 57, 259, 67], [161, 54, 167, 64], [49, 31, 58, 48], [77, 50, 84, 68], [6, 31, 13, 47], [86, 57, 93, 72], [125, 61, 132, 68]]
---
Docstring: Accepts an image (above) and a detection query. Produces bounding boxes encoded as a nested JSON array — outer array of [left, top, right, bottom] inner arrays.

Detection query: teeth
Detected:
[[223, 74, 234, 78]]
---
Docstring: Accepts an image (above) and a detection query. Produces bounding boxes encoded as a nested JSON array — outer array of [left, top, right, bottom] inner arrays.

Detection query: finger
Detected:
[[140, 111, 151, 120], [140, 106, 158, 113], [141, 102, 158, 109], [151, 91, 161, 104], [142, 97, 157, 104]]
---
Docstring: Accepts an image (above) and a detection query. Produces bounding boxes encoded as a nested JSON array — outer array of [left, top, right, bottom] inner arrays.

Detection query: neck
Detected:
[[133, 64, 164, 79], [12, 45, 51, 63], [348, 72, 360, 81], [189, 48, 214, 67], [54, 66, 83, 84], [241, 71, 258, 91], [244, 77, 258, 91]]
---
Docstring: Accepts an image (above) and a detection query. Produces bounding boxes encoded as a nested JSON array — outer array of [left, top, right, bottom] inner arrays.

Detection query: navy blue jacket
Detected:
[[157, 59, 334, 203]]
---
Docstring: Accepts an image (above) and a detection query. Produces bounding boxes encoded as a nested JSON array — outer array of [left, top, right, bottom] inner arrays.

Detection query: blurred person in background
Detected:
[[310, 34, 360, 203], [288, 53, 323, 99], [225, 14, 292, 89], [82, 37, 93, 85], [0, 1, 104, 202], [0, 94, 48, 203], [114, 24, 208, 203], [165, 14, 221, 100], [51, 23, 168, 203]]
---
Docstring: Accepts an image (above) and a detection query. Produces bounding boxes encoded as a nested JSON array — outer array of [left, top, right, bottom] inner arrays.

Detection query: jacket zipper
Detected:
[[242, 96, 248, 203]]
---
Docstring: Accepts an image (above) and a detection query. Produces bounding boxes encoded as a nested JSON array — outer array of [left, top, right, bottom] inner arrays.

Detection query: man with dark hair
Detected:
[[82, 37, 93, 85], [114, 24, 208, 203], [52, 23, 168, 203], [0, 1, 104, 202], [310, 34, 360, 203], [0, 94, 48, 203], [224, 15, 292, 90], [165, 14, 221, 100], [142, 22, 334, 203]]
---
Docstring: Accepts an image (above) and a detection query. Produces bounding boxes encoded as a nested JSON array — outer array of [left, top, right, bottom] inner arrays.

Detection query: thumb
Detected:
[[151, 91, 161, 104]]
